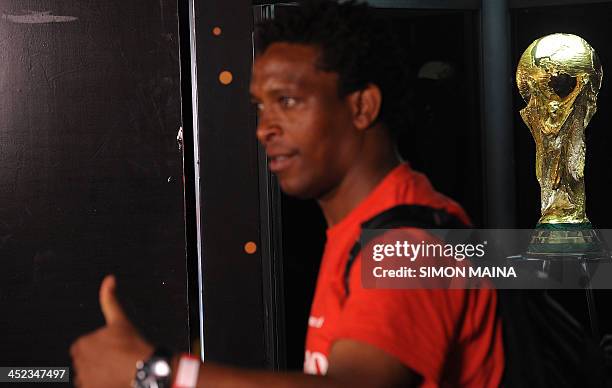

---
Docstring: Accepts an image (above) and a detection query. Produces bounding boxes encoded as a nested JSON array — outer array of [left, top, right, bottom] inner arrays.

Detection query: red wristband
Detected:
[[172, 354, 200, 388]]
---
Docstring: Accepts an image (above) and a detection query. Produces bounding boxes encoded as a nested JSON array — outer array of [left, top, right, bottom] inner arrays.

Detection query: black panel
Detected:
[[0, 0, 189, 376], [193, 0, 270, 367], [386, 9, 483, 226]]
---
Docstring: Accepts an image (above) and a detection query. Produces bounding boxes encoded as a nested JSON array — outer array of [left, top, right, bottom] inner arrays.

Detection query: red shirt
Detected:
[[304, 163, 504, 387]]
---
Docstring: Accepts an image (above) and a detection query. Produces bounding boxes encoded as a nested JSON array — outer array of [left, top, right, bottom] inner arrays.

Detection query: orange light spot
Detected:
[[212, 27, 222, 36], [219, 71, 233, 85], [244, 241, 257, 254]]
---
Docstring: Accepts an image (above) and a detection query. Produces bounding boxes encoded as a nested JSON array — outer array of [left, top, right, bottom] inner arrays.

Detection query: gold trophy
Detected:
[[516, 33, 607, 258]]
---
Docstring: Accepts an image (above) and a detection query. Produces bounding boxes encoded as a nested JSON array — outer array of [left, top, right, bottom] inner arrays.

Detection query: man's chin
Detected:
[[277, 178, 317, 200]]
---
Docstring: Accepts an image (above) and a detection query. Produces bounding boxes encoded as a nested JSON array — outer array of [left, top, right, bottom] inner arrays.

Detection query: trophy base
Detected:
[[524, 222, 609, 260]]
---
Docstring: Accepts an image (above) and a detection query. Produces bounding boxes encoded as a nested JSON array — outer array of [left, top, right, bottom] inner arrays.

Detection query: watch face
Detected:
[[133, 357, 171, 388], [152, 359, 171, 378]]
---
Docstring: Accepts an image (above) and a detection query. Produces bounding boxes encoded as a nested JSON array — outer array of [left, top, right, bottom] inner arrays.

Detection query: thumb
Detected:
[[99, 275, 130, 326]]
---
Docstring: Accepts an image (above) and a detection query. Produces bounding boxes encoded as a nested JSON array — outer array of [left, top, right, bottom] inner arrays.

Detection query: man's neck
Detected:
[[318, 148, 400, 227]]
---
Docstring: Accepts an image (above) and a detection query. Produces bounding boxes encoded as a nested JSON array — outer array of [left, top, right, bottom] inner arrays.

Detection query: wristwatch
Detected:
[[132, 348, 173, 388]]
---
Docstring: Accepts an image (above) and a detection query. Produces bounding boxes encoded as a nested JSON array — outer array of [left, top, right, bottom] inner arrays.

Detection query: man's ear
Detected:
[[348, 83, 382, 131]]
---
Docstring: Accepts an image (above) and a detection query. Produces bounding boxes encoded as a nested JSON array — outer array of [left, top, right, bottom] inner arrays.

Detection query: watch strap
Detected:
[[172, 354, 200, 388]]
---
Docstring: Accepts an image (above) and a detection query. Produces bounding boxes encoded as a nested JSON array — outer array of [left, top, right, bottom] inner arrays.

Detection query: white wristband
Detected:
[[172, 354, 200, 388]]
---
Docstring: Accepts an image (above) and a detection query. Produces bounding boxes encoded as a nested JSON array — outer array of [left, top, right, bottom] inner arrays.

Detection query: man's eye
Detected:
[[279, 96, 297, 108]]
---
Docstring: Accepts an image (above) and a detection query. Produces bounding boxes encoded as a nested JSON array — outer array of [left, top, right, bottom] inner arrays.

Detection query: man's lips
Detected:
[[267, 152, 298, 173]]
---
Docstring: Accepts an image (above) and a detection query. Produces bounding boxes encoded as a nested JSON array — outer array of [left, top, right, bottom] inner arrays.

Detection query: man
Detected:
[[70, 1, 504, 386]]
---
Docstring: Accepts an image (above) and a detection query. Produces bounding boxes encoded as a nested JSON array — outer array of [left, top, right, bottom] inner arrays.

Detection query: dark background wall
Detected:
[[0, 0, 190, 378]]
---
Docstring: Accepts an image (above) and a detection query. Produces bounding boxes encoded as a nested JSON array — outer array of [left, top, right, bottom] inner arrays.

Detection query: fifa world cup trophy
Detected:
[[516, 33, 607, 257]]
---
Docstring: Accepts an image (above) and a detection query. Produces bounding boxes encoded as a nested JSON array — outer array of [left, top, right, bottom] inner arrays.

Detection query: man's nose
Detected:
[[255, 112, 282, 145]]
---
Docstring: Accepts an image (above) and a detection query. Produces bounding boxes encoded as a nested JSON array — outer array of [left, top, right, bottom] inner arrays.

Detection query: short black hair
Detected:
[[256, 0, 412, 138]]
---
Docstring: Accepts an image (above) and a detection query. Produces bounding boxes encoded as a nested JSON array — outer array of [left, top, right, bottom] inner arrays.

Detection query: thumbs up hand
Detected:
[[70, 275, 154, 388], [99, 275, 131, 326]]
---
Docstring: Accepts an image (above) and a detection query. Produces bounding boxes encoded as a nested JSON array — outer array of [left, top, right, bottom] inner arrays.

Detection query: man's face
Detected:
[[250, 43, 359, 199]]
